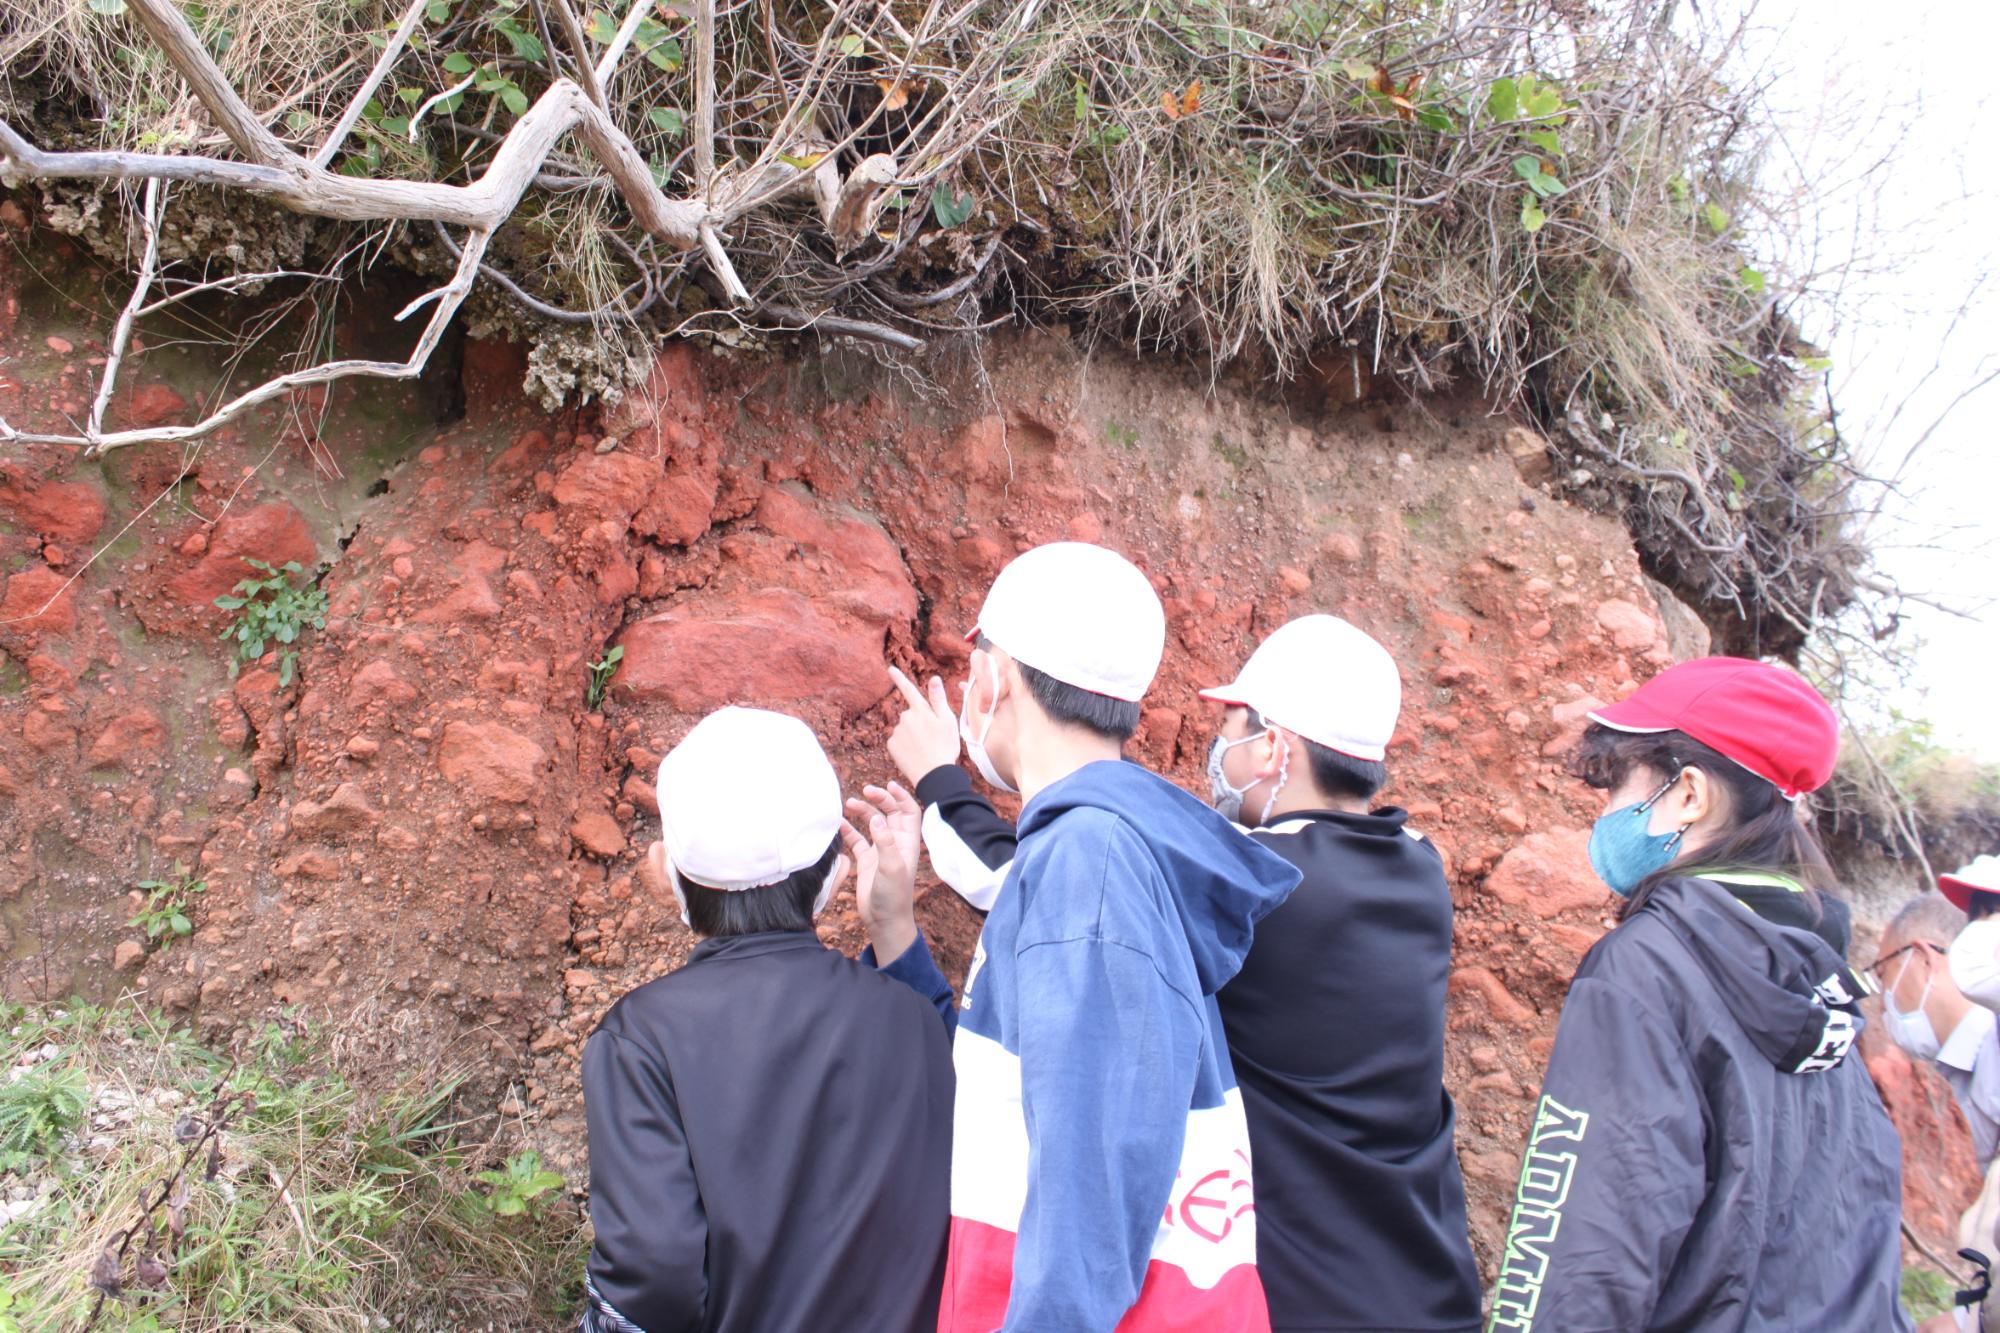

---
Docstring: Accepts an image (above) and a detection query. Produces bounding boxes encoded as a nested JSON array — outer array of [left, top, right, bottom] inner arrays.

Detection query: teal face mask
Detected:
[[1587, 769, 1688, 897]]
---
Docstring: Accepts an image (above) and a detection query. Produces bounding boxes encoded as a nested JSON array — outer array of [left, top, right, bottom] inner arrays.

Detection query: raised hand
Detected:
[[843, 781, 922, 966], [886, 665, 961, 787]]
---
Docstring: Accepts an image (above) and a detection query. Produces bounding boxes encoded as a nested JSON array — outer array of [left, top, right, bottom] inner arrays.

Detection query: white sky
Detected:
[[1740, 0, 2000, 758]]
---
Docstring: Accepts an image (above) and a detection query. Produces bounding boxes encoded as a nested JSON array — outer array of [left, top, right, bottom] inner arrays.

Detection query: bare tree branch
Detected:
[[311, 0, 432, 170]]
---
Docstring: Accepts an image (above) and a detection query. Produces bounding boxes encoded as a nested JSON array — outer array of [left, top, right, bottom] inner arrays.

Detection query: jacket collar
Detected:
[[687, 930, 827, 966]]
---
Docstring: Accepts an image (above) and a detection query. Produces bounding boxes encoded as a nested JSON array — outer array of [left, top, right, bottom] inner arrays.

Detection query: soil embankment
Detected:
[[0, 231, 1975, 1274]]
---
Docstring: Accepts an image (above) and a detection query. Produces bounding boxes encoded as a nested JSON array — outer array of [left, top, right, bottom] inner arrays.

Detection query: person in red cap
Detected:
[[1487, 656, 1912, 1333]]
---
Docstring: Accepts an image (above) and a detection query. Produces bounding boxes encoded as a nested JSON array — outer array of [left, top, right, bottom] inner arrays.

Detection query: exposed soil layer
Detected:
[[0, 230, 1974, 1280]]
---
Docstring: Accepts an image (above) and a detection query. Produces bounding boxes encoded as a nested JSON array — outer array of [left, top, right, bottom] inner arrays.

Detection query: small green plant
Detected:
[[130, 867, 205, 951], [1103, 420, 1140, 450], [585, 644, 624, 711], [214, 559, 327, 687], [474, 1150, 565, 1218], [1901, 1264, 1956, 1320], [0, 1060, 88, 1170]]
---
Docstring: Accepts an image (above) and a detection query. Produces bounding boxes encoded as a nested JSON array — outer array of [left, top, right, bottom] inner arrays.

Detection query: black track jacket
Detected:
[[581, 930, 954, 1333], [1488, 874, 1911, 1333], [914, 765, 1482, 1331]]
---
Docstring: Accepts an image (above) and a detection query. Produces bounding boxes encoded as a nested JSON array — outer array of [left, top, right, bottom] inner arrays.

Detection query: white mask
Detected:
[[1950, 917, 2000, 1012], [1883, 951, 1941, 1062], [1206, 729, 1268, 824], [959, 656, 1016, 794]]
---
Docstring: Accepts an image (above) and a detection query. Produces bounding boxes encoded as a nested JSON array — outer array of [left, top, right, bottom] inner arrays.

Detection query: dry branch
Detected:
[[0, 0, 915, 454]]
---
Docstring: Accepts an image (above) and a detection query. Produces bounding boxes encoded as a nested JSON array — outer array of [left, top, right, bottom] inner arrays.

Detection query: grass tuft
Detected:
[[0, 1000, 586, 1332]]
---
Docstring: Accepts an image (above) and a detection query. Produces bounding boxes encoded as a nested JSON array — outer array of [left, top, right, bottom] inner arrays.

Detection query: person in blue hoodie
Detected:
[[854, 541, 1301, 1333]]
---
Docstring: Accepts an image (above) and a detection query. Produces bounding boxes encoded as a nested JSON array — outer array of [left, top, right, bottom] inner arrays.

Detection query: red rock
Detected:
[[114, 940, 146, 971], [1484, 829, 1609, 920], [956, 534, 1006, 574], [0, 566, 78, 636], [552, 451, 661, 525], [166, 502, 318, 610], [616, 589, 889, 720], [45, 335, 73, 355], [413, 572, 502, 624], [1067, 512, 1103, 543], [1504, 425, 1553, 484], [571, 810, 627, 858], [438, 721, 547, 805], [1276, 565, 1313, 596], [633, 469, 720, 547], [289, 782, 379, 838], [87, 709, 169, 767], [1594, 598, 1659, 651], [275, 849, 342, 878], [125, 382, 187, 427], [1542, 694, 1606, 756], [1448, 965, 1537, 1028], [1321, 532, 1364, 563], [491, 427, 552, 475], [0, 468, 106, 543], [349, 659, 419, 708], [621, 773, 659, 816], [23, 703, 75, 755], [0, 200, 26, 230]]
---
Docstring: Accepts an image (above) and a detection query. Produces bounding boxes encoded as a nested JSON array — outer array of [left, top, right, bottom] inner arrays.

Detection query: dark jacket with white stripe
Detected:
[[915, 765, 1482, 1332], [581, 929, 954, 1333], [1487, 874, 1910, 1333]]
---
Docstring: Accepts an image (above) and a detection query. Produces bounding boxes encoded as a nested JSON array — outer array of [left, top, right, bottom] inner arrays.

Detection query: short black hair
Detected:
[[1246, 708, 1386, 801], [1970, 889, 2000, 923], [978, 634, 1140, 742], [674, 836, 840, 937]]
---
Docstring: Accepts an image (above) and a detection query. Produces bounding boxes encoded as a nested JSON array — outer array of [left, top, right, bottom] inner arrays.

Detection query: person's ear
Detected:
[[1677, 765, 1715, 827], [1253, 729, 1290, 782], [827, 852, 852, 897]]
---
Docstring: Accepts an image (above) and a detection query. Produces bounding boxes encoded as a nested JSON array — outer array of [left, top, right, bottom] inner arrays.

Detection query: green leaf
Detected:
[[1704, 201, 1728, 234], [1511, 155, 1564, 198], [169, 913, 191, 935], [645, 38, 682, 71], [425, 0, 450, 20], [214, 596, 246, 610], [838, 33, 865, 56], [493, 16, 545, 63], [778, 151, 826, 170], [930, 182, 974, 228], [1520, 198, 1547, 233], [1525, 128, 1561, 155], [1522, 87, 1562, 120], [442, 50, 472, 73], [1485, 77, 1517, 123], [397, 86, 423, 105], [647, 106, 685, 136], [87, 0, 129, 13], [498, 82, 529, 116], [1667, 174, 1690, 204], [586, 9, 617, 43], [1800, 355, 1834, 373], [1073, 78, 1089, 122], [1416, 105, 1455, 134], [1737, 265, 1766, 295]]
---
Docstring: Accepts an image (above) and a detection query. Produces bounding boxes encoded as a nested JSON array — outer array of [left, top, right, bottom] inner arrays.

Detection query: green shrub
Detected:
[[214, 559, 327, 688]]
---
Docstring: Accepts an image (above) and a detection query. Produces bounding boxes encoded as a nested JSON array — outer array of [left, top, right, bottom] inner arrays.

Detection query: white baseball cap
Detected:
[[655, 706, 843, 890], [968, 542, 1166, 703], [1198, 615, 1401, 761]]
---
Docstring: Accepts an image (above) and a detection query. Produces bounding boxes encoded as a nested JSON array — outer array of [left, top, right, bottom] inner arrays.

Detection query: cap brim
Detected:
[[1197, 684, 1248, 705], [1941, 874, 1982, 913], [1585, 704, 1672, 733]]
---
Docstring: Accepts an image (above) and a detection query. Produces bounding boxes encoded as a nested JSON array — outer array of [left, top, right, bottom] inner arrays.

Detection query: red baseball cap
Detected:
[[1587, 656, 1838, 801], [1940, 855, 2000, 913]]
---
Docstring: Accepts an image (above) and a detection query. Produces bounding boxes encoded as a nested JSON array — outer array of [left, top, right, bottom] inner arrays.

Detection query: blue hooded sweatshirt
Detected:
[[916, 759, 1301, 1333]]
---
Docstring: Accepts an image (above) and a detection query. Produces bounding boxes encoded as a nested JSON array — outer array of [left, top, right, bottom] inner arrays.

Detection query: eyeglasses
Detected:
[[1864, 940, 1943, 980]]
